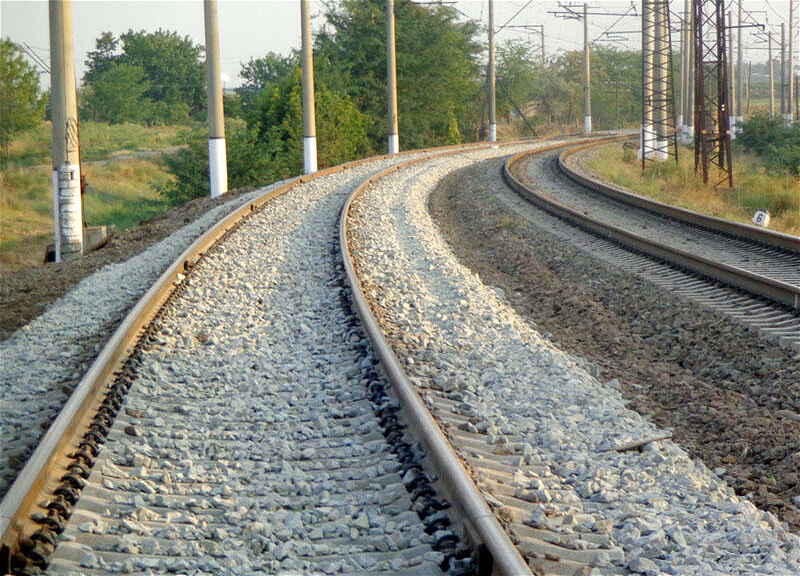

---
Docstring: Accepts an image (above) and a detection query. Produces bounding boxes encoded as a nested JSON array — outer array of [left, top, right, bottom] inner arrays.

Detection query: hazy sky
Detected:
[[1, 0, 789, 91]]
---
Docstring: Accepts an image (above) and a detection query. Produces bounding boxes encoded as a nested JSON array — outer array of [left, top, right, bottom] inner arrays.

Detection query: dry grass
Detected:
[[584, 143, 800, 237], [2, 121, 191, 168], [1, 158, 172, 269]]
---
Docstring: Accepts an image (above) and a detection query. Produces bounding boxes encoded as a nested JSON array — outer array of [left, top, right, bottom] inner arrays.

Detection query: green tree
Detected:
[[253, 68, 371, 178], [83, 29, 205, 123], [83, 31, 119, 85], [120, 29, 205, 119], [315, 0, 482, 150], [0, 39, 47, 161], [81, 62, 150, 123], [237, 51, 299, 116]]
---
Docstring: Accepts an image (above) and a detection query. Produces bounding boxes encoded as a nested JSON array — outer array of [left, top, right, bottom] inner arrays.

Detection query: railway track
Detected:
[[504, 144, 800, 349], [2, 138, 799, 576]]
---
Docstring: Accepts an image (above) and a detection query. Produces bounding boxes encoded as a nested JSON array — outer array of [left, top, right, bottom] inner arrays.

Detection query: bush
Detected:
[[736, 114, 800, 177], [159, 124, 274, 205]]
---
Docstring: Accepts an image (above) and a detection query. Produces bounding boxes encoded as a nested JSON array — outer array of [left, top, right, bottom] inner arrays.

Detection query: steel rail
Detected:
[[557, 140, 800, 254], [0, 141, 496, 569], [504, 149, 800, 310], [338, 152, 537, 576]]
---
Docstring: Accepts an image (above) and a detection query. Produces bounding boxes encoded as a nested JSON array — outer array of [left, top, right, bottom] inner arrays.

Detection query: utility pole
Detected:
[[789, 0, 795, 123], [204, 0, 227, 198], [583, 3, 591, 134], [769, 31, 775, 116], [300, 0, 317, 174], [728, 10, 736, 138], [642, 1, 655, 159], [746, 62, 751, 114], [679, 0, 690, 134], [736, 0, 744, 128], [782, 23, 786, 117], [386, 0, 399, 154], [49, 0, 82, 261], [693, 0, 733, 188], [488, 0, 497, 142], [686, 2, 695, 142], [641, 0, 678, 164]]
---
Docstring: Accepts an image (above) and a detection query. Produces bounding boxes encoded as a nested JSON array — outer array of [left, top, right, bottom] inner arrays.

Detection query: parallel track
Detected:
[[504, 143, 800, 349], [3, 136, 796, 576], [1, 144, 544, 576]]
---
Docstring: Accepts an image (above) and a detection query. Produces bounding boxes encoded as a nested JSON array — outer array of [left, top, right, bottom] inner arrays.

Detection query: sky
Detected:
[[1, 0, 793, 91]]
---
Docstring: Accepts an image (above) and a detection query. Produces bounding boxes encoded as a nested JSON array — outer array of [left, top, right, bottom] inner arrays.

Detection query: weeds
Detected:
[[585, 143, 799, 236]]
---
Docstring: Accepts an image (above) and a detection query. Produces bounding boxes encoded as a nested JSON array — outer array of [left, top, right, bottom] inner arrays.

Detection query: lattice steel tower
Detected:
[[693, 0, 733, 187], [641, 0, 679, 167]]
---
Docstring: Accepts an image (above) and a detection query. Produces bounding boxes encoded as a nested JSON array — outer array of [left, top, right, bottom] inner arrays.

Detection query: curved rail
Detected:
[[339, 156, 534, 576], [1, 140, 540, 573], [504, 148, 800, 310], [558, 140, 800, 254], [0, 144, 479, 567]]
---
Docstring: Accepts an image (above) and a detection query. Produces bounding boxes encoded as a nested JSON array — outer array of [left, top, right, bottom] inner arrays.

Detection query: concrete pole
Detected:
[[386, 0, 399, 154], [678, 0, 690, 133], [736, 0, 744, 127], [769, 31, 775, 116], [300, 0, 317, 174], [655, 1, 668, 158], [49, 0, 82, 261], [686, 1, 694, 142], [728, 11, 736, 138], [204, 0, 227, 198], [583, 3, 591, 134], [782, 23, 786, 117], [488, 0, 497, 142], [541, 28, 546, 66], [641, 0, 654, 159], [789, 0, 795, 123]]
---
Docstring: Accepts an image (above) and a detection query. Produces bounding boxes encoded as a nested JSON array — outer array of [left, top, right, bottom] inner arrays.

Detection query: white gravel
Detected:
[[349, 145, 800, 575], [0, 183, 289, 497], [44, 158, 447, 575]]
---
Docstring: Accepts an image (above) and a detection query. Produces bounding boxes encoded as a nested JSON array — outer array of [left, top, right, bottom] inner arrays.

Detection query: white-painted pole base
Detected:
[[304, 136, 318, 174], [638, 124, 656, 160], [677, 114, 683, 132], [655, 140, 668, 161], [51, 169, 61, 262], [208, 137, 228, 199], [488, 123, 497, 142], [729, 117, 736, 140], [785, 113, 794, 127], [57, 163, 83, 259], [584, 115, 592, 134], [388, 133, 399, 155]]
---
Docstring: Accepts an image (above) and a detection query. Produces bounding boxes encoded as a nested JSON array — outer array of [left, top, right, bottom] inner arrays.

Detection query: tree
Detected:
[[253, 68, 371, 178], [82, 63, 150, 123], [83, 31, 119, 85], [314, 0, 482, 150], [0, 39, 46, 161], [83, 29, 205, 123], [119, 29, 205, 119], [236, 51, 299, 116], [495, 39, 545, 131]]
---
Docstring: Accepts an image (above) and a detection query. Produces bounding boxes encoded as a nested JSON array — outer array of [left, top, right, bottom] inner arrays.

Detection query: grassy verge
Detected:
[[583, 143, 800, 237], [1, 158, 173, 270], [2, 121, 195, 168]]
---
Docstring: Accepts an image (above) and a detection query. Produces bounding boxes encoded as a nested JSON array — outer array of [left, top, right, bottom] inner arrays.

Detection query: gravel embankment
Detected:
[[430, 154, 800, 533], [349, 146, 800, 575], [48, 159, 449, 575]]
